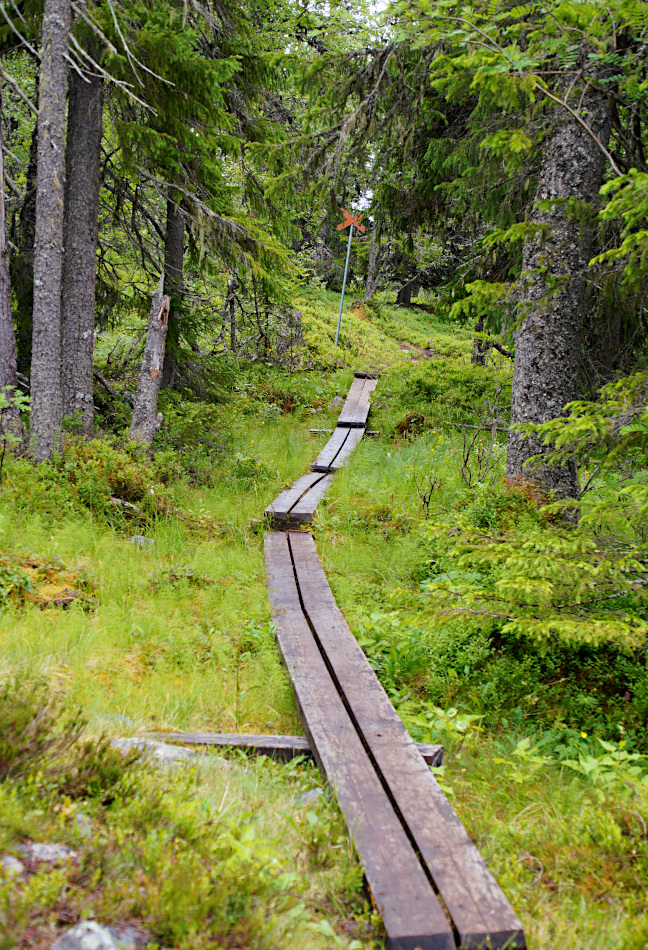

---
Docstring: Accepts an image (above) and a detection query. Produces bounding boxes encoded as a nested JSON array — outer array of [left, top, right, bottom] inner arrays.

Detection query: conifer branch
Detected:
[[0, 3, 40, 60], [0, 67, 37, 115]]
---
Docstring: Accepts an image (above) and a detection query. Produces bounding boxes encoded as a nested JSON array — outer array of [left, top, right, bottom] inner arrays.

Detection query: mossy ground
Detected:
[[0, 289, 646, 948]]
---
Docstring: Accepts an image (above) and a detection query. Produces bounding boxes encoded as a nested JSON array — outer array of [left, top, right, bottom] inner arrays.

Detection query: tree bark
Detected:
[[0, 86, 21, 437], [159, 197, 185, 390], [61, 66, 103, 435], [506, 84, 612, 499], [396, 282, 412, 306], [471, 314, 490, 366], [365, 220, 378, 301], [30, 0, 71, 460], [129, 278, 170, 446], [227, 275, 236, 351], [11, 97, 38, 377]]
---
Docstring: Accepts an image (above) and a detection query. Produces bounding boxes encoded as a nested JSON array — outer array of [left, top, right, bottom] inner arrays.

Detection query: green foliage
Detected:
[[448, 280, 510, 327], [353, 610, 429, 696], [0, 679, 367, 948], [422, 504, 648, 650], [520, 371, 648, 473], [594, 171, 648, 284], [2, 439, 175, 525], [0, 388, 28, 486], [519, 369, 648, 540], [146, 564, 215, 591], [0, 681, 81, 782], [158, 398, 227, 449], [392, 360, 511, 423], [398, 700, 482, 750], [0, 679, 134, 799], [562, 738, 648, 794], [0, 562, 33, 605], [231, 453, 273, 484]]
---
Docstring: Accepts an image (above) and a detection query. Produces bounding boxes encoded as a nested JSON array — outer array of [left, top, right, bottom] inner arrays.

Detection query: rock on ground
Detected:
[[0, 854, 24, 877], [17, 842, 77, 868], [129, 535, 155, 547], [111, 736, 226, 768], [50, 921, 134, 950]]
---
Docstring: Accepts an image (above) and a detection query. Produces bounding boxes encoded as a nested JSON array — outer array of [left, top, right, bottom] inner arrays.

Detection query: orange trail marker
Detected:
[[337, 207, 366, 233], [335, 208, 365, 347]]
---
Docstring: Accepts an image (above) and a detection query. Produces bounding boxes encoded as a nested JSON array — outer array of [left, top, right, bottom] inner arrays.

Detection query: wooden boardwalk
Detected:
[[265, 372, 377, 527], [263, 374, 525, 949]]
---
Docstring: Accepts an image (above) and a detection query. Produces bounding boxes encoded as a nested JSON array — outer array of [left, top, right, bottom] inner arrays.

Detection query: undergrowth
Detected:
[[1, 288, 646, 947]]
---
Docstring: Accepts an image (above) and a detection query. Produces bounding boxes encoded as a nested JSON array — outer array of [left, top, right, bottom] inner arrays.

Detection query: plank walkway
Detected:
[[262, 374, 525, 949], [265, 373, 376, 527]]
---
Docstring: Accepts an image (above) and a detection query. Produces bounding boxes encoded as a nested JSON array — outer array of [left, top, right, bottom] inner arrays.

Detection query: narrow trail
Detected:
[[263, 374, 526, 950]]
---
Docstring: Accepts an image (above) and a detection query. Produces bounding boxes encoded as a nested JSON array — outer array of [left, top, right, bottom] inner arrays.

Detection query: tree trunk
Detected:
[[396, 282, 412, 306], [0, 86, 21, 437], [314, 212, 333, 281], [227, 275, 236, 351], [30, 0, 71, 460], [365, 220, 378, 301], [160, 197, 185, 389], [129, 278, 170, 447], [61, 66, 103, 435], [471, 314, 491, 366], [506, 85, 612, 499], [11, 99, 38, 377]]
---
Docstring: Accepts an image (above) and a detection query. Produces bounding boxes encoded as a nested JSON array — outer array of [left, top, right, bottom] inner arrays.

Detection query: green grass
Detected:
[[1, 289, 647, 947]]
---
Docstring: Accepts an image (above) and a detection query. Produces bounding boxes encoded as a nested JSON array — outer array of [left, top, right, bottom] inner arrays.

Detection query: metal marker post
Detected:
[[335, 222, 353, 348], [334, 207, 365, 347]]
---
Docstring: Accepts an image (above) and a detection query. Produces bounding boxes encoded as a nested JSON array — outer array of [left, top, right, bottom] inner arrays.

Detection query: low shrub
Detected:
[[393, 361, 512, 423], [230, 454, 273, 484], [3, 439, 171, 526]]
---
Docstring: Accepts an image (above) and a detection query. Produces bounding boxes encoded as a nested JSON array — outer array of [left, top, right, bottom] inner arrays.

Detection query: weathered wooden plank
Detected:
[[312, 427, 365, 473], [288, 473, 334, 522], [311, 427, 349, 472], [144, 731, 444, 767], [337, 376, 377, 427], [289, 532, 525, 950], [148, 732, 311, 760], [330, 426, 364, 469], [335, 377, 367, 427], [348, 376, 378, 427], [265, 471, 326, 523], [265, 533, 455, 950]]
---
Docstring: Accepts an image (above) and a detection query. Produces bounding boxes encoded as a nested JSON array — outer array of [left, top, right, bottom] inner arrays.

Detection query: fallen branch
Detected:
[[110, 497, 143, 514], [440, 421, 509, 432], [491, 341, 513, 359], [93, 370, 135, 408]]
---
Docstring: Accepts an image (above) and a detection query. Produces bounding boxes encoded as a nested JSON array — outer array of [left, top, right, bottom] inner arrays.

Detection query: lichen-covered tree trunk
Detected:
[[159, 197, 185, 390], [61, 67, 103, 435], [30, 0, 71, 460], [129, 280, 170, 447], [0, 86, 20, 436], [11, 94, 38, 377], [506, 86, 612, 499], [471, 314, 490, 366], [365, 221, 378, 301]]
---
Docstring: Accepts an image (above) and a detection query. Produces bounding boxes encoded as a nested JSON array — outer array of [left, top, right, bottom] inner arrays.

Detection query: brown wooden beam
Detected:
[[145, 730, 444, 767]]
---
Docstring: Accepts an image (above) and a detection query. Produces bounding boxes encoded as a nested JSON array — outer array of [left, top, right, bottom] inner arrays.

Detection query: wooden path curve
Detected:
[[263, 374, 525, 950]]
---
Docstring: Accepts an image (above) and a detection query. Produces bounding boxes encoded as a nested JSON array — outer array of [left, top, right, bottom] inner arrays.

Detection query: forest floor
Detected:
[[0, 287, 646, 949]]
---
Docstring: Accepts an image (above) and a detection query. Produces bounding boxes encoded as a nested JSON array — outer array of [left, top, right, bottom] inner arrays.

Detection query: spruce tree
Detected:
[[30, 0, 71, 460]]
